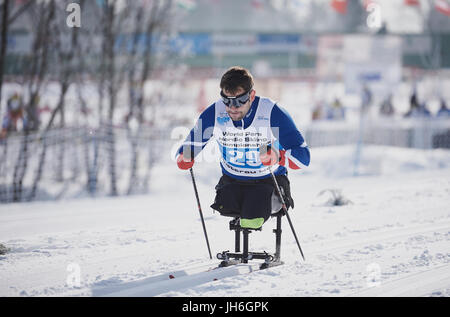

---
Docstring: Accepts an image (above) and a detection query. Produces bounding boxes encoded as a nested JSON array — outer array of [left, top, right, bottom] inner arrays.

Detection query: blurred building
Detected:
[[4, 0, 450, 77]]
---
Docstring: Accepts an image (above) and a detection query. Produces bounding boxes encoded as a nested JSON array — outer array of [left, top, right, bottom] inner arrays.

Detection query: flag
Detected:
[[331, 0, 347, 14], [404, 0, 420, 5], [435, 0, 450, 16], [251, 0, 264, 9]]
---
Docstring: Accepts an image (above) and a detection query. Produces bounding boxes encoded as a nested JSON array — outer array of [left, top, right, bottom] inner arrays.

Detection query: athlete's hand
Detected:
[[177, 153, 194, 170], [259, 144, 280, 166]]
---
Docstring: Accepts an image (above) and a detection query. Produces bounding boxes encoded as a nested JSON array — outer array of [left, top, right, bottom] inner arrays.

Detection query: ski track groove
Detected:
[[348, 263, 450, 297], [2, 219, 449, 296], [90, 221, 450, 297], [306, 220, 450, 257]]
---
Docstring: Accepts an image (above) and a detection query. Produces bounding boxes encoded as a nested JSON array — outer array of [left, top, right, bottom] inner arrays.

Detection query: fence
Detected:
[[1, 117, 449, 203], [0, 125, 168, 203], [304, 117, 450, 149]]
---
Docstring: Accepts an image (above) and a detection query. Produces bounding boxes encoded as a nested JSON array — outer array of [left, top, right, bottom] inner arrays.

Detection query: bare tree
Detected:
[[0, 0, 10, 112], [4, 0, 176, 202], [12, 0, 55, 202], [0, 0, 33, 115], [97, 0, 131, 196], [72, 3, 101, 195], [28, 0, 82, 201], [125, 0, 173, 195]]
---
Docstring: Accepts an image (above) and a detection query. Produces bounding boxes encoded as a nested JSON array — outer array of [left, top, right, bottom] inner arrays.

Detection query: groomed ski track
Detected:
[[95, 262, 263, 297], [349, 264, 450, 297], [2, 164, 449, 298], [93, 219, 450, 297]]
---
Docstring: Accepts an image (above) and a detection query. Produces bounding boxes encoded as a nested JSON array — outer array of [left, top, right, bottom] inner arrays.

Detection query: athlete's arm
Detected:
[[176, 103, 215, 160], [270, 105, 310, 169]]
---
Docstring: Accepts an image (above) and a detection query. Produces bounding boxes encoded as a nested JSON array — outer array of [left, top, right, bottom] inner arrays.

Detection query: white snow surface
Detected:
[[1, 145, 450, 297]]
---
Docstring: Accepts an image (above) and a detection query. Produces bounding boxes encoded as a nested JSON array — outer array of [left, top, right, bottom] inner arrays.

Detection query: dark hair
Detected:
[[220, 66, 254, 94]]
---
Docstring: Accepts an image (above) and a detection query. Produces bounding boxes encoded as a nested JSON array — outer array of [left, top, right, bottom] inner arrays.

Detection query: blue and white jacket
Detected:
[[177, 96, 310, 180]]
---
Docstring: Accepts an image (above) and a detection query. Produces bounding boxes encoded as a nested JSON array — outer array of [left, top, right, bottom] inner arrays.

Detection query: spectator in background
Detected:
[[361, 84, 372, 114], [404, 91, 429, 118], [311, 100, 325, 121], [404, 92, 417, 117], [379, 94, 395, 117], [437, 99, 450, 117], [1, 92, 28, 139], [26, 94, 41, 131], [417, 102, 431, 117], [326, 98, 345, 120]]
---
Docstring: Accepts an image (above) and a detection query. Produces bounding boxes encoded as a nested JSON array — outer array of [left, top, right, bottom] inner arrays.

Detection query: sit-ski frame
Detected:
[[217, 211, 284, 270]]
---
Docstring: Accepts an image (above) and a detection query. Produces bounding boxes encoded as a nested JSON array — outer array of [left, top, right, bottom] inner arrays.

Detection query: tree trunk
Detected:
[[27, 83, 66, 201], [0, 0, 10, 115], [12, 131, 29, 202], [13, 1, 55, 202], [105, 3, 117, 197], [0, 139, 8, 202], [127, 127, 140, 195]]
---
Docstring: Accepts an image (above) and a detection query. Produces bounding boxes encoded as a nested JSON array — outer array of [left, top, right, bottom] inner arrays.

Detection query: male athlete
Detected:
[[176, 66, 310, 229]]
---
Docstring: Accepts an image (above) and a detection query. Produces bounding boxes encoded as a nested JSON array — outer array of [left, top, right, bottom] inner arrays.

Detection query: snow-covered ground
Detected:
[[0, 144, 450, 297]]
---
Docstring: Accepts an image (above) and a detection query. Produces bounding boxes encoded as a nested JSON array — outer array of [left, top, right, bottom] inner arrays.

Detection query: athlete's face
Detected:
[[223, 87, 255, 121]]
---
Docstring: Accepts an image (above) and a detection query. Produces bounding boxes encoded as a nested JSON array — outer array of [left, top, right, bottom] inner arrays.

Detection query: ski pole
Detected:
[[189, 167, 213, 259], [269, 169, 306, 261]]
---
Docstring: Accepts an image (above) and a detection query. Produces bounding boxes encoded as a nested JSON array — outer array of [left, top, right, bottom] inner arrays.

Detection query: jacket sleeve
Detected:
[[270, 105, 310, 169], [176, 103, 215, 160]]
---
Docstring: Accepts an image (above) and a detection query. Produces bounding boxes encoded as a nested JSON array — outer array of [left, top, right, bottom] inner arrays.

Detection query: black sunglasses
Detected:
[[220, 89, 252, 108]]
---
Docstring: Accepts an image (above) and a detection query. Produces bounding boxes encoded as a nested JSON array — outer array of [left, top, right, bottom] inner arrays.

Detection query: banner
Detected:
[[343, 35, 402, 95]]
